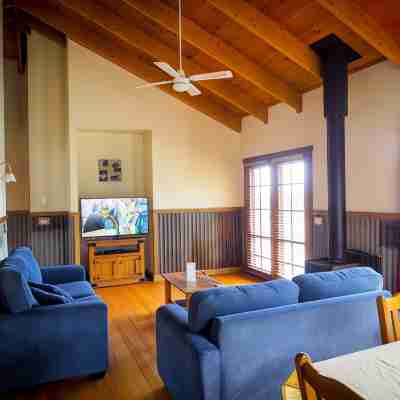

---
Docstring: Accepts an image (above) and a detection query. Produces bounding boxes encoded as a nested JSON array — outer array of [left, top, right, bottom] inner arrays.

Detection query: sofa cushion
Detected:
[[293, 267, 383, 302], [57, 281, 95, 299], [0, 267, 39, 313], [188, 279, 299, 333], [2, 247, 42, 284]]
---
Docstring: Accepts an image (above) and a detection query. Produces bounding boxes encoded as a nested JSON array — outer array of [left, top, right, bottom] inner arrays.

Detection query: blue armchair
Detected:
[[0, 247, 108, 392]]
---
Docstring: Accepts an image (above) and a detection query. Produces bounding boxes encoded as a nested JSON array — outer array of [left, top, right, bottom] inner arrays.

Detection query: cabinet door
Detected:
[[93, 258, 114, 282], [113, 257, 136, 279]]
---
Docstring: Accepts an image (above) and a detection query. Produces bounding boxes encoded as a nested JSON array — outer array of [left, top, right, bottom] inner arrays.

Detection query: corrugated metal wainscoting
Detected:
[[7, 211, 75, 266], [313, 211, 400, 292], [155, 208, 242, 274]]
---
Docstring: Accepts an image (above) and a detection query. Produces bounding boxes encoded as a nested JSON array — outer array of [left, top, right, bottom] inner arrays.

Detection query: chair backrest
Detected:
[[295, 353, 365, 400], [377, 294, 400, 344]]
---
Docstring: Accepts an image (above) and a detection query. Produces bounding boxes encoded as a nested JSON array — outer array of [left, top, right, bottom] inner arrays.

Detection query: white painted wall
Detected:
[[28, 30, 69, 212], [77, 130, 145, 197], [67, 40, 242, 211], [241, 61, 400, 213]]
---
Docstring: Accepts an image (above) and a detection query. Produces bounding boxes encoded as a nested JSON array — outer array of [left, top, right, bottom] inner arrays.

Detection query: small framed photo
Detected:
[[98, 159, 122, 182]]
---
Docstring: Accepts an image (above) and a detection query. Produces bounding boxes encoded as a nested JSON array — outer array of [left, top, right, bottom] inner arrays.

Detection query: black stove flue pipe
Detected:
[[311, 35, 361, 261]]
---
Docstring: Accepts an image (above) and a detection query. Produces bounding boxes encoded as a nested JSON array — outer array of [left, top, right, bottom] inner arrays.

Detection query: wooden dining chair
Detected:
[[377, 293, 400, 344], [295, 353, 365, 400]]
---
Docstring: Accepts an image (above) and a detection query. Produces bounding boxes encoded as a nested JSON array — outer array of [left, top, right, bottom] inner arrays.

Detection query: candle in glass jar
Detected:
[[186, 262, 197, 282]]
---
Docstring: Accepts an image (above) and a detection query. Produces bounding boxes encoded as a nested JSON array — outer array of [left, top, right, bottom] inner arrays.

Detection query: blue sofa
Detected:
[[156, 267, 387, 400], [0, 247, 108, 392]]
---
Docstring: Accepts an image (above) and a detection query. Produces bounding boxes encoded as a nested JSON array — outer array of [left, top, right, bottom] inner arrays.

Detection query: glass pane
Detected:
[[279, 241, 292, 264], [291, 161, 305, 183], [261, 237, 271, 258], [292, 184, 305, 211], [261, 210, 271, 237], [248, 210, 257, 234], [254, 211, 261, 236], [253, 168, 261, 186], [279, 164, 291, 184], [254, 256, 262, 269], [293, 266, 305, 278], [250, 186, 261, 210], [293, 243, 305, 267], [278, 185, 292, 211], [250, 236, 262, 256], [260, 165, 271, 186], [279, 263, 294, 279], [260, 186, 271, 209], [278, 211, 292, 240], [262, 257, 271, 272], [293, 212, 305, 243]]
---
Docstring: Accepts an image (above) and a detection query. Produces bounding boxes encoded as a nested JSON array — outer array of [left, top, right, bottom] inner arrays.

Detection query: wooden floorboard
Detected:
[[14, 273, 260, 400]]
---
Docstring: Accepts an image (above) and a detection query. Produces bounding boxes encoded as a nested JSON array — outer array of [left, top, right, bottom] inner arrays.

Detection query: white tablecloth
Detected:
[[316, 342, 400, 399]]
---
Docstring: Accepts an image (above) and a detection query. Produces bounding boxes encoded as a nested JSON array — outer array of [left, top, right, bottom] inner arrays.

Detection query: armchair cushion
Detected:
[[29, 282, 74, 305], [57, 281, 95, 299], [30, 286, 73, 305], [0, 267, 38, 313], [2, 247, 42, 284], [293, 267, 383, 302], [189, 279, 299, 333], [41, 265, 86, 284]]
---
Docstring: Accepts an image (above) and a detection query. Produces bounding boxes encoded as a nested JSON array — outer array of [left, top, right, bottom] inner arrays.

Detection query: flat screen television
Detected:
[[80, 197, 149, 239]]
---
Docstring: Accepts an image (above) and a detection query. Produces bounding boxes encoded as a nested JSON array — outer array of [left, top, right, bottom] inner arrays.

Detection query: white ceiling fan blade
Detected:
[[136, 80, 174, 89], [187, 84, 202, 96], [190, 70, 233, 82], [154, 62, 180, 78]]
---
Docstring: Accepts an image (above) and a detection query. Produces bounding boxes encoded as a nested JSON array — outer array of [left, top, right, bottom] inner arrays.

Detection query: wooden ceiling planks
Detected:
[[9, 0, 400, 133], [124, 0, 301, 112], [315, 0, 400, 65], [15, 0, 244, 132], [55, 0, 268, 121], [207, 0, 321, 79]]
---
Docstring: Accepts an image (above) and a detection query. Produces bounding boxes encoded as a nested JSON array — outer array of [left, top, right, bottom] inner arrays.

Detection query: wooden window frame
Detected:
[[243, 146, 313, 279]]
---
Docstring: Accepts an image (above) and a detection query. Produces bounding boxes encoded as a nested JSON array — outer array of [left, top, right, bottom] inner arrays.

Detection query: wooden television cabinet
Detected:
[[88, 238, 145, 287]]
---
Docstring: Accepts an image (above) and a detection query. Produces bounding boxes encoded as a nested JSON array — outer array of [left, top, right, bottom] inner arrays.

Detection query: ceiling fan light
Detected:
[[173, 82, 189, 92], [5, 172, 16, 184]]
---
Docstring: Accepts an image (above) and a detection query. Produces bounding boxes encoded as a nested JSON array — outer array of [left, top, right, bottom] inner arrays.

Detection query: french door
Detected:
[[244, 147, 312, 279]]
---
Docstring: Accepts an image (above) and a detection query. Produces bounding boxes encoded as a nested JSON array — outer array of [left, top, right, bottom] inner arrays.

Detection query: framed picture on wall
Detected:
[[98, 159, 122, 182]]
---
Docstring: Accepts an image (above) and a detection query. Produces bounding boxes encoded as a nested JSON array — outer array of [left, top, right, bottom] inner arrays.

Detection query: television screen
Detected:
[[80, 197, 149, 238]]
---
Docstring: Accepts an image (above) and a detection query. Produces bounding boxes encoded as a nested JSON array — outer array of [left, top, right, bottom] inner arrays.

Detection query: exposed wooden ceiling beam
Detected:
[[15, 0, 243, 132], [315, 0, 400, 65], [56, 0, 268, 123], [207, 0, 322, 81], [122, 0, 301, 113]]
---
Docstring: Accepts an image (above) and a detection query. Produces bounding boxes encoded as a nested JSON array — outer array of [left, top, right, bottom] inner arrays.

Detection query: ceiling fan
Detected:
[[136, 0, 233, 96]]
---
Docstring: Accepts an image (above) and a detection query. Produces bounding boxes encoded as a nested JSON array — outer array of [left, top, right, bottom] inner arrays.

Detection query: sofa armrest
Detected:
[[156, 304, 221, 400], [41, 264, 86, 284], [0, 298, 108, 391]]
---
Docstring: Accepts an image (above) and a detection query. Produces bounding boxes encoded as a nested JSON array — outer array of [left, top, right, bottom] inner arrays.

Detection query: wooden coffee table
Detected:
[[162, 272, 220, 307]]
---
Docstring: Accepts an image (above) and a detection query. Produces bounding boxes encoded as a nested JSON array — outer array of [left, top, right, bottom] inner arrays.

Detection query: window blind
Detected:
[[244, 147, 312, 279]]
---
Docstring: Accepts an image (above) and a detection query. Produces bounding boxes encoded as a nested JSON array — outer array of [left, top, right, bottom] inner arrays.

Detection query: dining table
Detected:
[[282, 341, 400, 400]]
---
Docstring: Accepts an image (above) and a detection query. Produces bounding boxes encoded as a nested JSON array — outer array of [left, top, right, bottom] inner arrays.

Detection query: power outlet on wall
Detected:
[[313, 216, 324, 226]]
